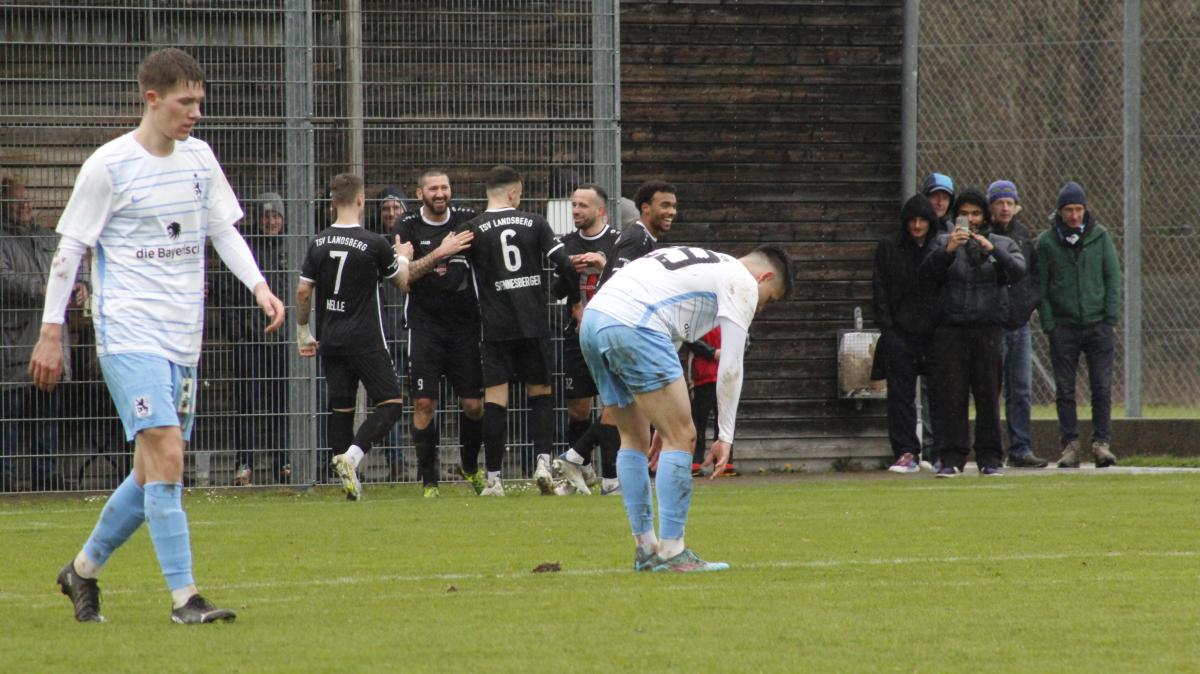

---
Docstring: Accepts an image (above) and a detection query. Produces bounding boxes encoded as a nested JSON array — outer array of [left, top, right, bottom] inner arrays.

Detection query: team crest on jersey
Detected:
[[192, 173, 202, 201], [134, 396, 152, 418], [166, 222, 182, 239]]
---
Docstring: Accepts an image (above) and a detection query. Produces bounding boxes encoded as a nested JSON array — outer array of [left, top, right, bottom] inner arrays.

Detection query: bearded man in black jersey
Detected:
[[296, 173, 470, 500], [391, 169, 485, 498], [455, 165, 585, 496], [545, 183, 620, 495]]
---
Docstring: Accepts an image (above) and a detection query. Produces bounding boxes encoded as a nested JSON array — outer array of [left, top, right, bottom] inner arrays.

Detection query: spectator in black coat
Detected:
[[920, 188, 1026, 477], [872, 194, 939, 473]]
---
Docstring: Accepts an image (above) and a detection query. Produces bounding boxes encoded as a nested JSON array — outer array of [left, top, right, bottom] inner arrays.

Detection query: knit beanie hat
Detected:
[[921, 172, 955, 198], [257, 191, 284, 217], [1056, 181, 1087, 210], [987, 180, 1019, 203], [379, 185, 407, 205]]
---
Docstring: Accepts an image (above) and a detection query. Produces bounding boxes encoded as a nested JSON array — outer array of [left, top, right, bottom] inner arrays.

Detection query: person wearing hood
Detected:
[[921, 172, 956, 232], [988, 180, 1049, 469], [1034, 181, 1121, 468], [920, 188, 1026, 477], [229, 192, 291, 486], [872, 193, 939, 473], [372, 186, 409, 477]]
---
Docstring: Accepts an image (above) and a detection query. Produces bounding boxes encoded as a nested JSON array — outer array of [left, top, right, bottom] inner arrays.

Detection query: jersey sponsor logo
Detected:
[[167, 222, 182, 239], [495, 274, 541, 291], [135, 244, 200, 260], [325, 298, 346, 312], [192, 173, 202, 201], [134, 395, 152, 418], [131, 193, 148, 203]]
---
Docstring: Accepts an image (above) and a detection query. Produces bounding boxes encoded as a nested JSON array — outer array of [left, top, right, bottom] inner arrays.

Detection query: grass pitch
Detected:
[[1, 472, 1197, 673]]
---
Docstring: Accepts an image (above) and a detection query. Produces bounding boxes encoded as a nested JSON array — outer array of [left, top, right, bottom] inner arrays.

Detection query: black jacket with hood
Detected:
[[873, 194, 939, 340], [919, 189, 1027, 327]]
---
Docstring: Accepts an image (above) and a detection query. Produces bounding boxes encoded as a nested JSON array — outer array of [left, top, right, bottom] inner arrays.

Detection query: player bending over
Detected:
[[580, 245, 792, 572], [31, 48, 287, 623]]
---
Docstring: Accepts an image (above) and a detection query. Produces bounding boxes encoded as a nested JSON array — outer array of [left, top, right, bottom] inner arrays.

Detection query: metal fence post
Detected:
[[1123, 0, 1143, 418], [286, 0, 317, 483], [901, 0, 919, 199], [592, 0, 619, 204]]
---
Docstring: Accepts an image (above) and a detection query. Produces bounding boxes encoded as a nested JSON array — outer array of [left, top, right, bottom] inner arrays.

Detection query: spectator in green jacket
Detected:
[[1035, 181, 1121, 468]]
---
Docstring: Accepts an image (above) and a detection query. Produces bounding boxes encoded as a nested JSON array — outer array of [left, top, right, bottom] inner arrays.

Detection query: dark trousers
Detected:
[[929, 325, 1004, 470], [234, 343, 289, 479], [1048, 323, 1115, 446], [881, 331, 928, 460], [691, 382, 718, 464], [1, 385, 61, 491]]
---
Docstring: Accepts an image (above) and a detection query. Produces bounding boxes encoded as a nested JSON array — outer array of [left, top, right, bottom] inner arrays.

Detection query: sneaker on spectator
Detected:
[[888, 452, 920, 474], [1006, 451, 1049, 468], [979, 465, 1004, 477], [233, 465, 252, 487], [935, 465, 959, 479], [919, 457, 939, 473], [1092, 441, 1117, 468]]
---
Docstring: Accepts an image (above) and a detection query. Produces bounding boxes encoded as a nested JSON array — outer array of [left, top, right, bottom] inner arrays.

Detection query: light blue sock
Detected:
[[144, 482, 194, 591], [655, 451, 693, 541], [82, 472, 146, 567], [615, 449, 654, 535]]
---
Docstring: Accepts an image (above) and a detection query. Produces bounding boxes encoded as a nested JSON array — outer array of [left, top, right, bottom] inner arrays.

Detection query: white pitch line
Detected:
[[2, 549, 1195, 604]]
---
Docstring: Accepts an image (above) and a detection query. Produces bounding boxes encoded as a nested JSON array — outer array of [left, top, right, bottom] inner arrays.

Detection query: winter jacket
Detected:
[[872, 195, 940, 340], [992, 216, 1041, 329], [1034, 212, 1121, 332], [920, 227, 1026, 327], [0, 219, 79, 385]]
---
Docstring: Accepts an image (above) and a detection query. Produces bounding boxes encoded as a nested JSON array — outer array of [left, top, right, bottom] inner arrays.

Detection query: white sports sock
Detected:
[[487, 470, 502, 483], [346, 445, 365, 469], [73, 550, 101, 579], [659, 537, 685, 560], [634, 530, 659, 555], [171, 584, 198, 609], [563, 449, 585, 465]]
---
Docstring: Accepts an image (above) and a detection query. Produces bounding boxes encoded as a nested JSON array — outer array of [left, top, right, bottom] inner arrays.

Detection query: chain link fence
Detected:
[[916, 0, 1200, 416], [0, 1, 620, 492]]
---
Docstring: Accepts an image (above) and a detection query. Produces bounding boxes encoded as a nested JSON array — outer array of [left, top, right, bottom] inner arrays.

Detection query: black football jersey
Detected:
[[551, 224, 620, 334], [299, 223, 400, 355], [598, 221, 658, 287], [457, 207, 576, 340], [391, 205, 478, 327]]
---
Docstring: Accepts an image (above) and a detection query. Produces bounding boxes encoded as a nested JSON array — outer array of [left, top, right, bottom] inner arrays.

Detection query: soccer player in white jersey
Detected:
[[580, 245, 791, 572], [28, 48, 286, 624]]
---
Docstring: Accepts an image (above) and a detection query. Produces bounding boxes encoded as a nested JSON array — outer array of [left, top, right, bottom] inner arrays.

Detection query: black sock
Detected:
[[483, 402, 507, 473], [598, 423, 620, 479], [352, 402, 404, 454], [460, 413, 482, 474], [329, 410, 355, 455], [568, 418, 593, 462], [529, 395, 554, 458], [413, 423, 439, 486]]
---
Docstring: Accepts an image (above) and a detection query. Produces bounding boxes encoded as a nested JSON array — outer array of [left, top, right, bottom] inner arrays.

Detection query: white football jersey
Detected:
[[56, 133, 243, 365], [588, 246, 758, 346]]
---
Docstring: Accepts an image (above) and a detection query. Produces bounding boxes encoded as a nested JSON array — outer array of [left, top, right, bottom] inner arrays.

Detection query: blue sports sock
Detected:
[[82, 472, 146, 567], [655, 451, 693, 541], [144, 482, 194, 591], [615, 449, 654, 536]]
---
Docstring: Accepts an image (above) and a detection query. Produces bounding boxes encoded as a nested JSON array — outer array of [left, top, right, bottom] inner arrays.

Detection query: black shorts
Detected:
[[561, 339, 597, 399], [322, 350, 402, 406], [407, 323, 483, 400], [481, 338, 553, 388]]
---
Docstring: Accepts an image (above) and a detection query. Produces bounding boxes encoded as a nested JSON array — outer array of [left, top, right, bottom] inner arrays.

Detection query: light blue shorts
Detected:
[[579, 309, 683, 409], [99, 353, 198, 441]]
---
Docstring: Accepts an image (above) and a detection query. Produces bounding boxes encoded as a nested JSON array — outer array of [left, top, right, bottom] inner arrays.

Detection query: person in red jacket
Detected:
[[685, 327, 735, 476]]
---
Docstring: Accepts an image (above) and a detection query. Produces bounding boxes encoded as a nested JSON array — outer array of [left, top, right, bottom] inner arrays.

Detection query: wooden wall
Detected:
[[620, 0, 904, 471]]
